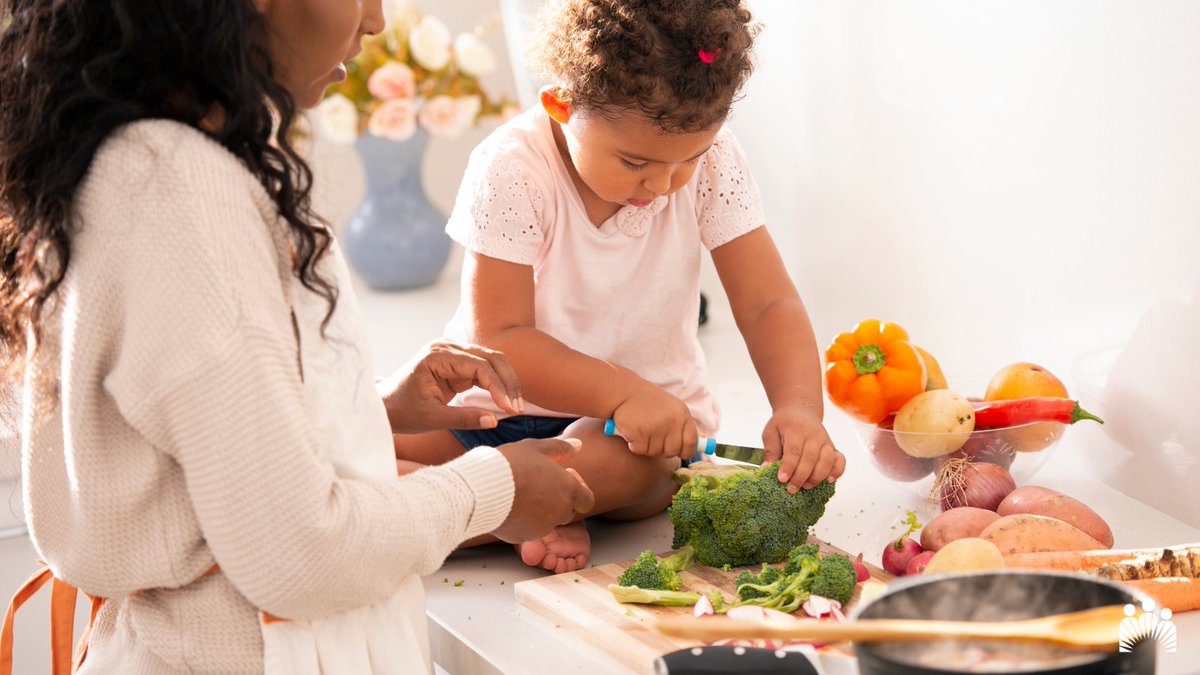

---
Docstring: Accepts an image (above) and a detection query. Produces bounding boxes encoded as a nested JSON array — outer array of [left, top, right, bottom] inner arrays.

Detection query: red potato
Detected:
[[997, 486, 1114, 548], [980, 514, 1105, 556], [921, 507, 1002, 552]]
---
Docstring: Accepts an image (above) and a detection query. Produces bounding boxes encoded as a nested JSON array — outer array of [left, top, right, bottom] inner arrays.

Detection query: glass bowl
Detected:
[[847, 414, 1065, 504]]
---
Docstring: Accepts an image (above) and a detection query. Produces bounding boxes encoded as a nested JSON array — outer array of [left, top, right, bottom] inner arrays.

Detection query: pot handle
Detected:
[[653, 646, 819, 674]]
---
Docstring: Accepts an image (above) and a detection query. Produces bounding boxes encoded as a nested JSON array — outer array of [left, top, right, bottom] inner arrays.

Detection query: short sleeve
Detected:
[[445, 147, 546, 265], [695, 129, 767, 250]]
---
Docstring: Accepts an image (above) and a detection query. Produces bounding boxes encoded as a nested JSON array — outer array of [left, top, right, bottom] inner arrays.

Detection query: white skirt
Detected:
[[262, 576, 432, 675]]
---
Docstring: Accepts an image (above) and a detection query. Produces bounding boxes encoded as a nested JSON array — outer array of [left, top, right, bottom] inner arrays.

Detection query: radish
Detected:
[[853, 552, 870, 581], [882, 510, 925, 576], [906, 550, 936, 575], [883, 537, 923, 576]]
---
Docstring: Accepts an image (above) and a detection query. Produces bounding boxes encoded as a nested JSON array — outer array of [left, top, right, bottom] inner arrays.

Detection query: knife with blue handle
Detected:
[[603, 419, 765, 465]]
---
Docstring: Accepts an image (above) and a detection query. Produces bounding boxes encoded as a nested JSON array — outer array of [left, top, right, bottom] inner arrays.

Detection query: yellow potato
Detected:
[[893, 389, 976, 458], [924, 538, 1006, 574]]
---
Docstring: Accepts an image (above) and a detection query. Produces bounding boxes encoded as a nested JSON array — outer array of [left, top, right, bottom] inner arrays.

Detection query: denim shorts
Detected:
[[450, 415, 580, 450]]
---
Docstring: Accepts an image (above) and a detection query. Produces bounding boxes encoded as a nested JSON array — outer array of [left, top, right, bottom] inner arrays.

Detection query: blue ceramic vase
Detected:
[[343, 130, 451, 291]]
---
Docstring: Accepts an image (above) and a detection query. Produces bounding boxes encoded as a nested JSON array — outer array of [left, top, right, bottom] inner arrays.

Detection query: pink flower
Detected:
[[367, 99, 418, 142], [367, 62, 416, 101], [418, 95, 474, 139]]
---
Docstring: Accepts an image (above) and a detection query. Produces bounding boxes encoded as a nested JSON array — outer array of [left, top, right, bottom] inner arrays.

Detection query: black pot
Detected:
[[853, 571, 1157, 675]]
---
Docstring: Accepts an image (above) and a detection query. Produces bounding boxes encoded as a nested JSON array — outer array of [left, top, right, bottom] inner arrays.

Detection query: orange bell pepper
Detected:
[[824, 319, 927, 424]]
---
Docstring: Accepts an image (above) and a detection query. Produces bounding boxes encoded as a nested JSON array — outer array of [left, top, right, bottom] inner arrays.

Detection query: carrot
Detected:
[[1005, 543, 1200, 573], [979, 514, 1104, 556], [1119, 578, 1200, 613]]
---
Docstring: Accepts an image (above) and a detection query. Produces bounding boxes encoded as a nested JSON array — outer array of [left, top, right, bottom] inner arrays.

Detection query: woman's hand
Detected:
[[379, 340, 525, 434], [611, 384, 699, 460], [493, 438, 595, 543], [762, 404, 845, 493]]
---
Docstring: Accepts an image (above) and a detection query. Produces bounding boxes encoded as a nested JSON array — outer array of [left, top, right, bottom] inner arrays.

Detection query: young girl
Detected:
[[393, 0, 846, 574], [0, 0, 592, 672]]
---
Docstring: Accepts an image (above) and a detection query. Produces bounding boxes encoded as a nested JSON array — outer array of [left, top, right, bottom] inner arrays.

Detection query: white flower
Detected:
[[408, 16, 452, 71], [454, 32, 496, 77], [419, 95, 474, 139], [367, 99, 418, 142], [314, 94, 360, 144], [367, 62, 416, 101], [388, 2, 422, 34]]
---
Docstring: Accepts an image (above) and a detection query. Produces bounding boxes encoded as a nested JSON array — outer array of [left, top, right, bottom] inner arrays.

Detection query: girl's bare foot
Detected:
[[517, 521, 591, 574]]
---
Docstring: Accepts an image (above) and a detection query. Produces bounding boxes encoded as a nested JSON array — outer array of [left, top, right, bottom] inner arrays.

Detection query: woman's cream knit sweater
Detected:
[[19, 120, 514, 672]]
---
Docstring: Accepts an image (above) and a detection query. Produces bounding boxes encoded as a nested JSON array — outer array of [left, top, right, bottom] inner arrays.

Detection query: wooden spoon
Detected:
[[655, 604, 1130, 651]]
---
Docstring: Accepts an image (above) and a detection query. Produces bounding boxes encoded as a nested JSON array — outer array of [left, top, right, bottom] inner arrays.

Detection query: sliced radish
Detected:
[[759, 607, 800, 622], [725, 605, 767, 620], [802, 595, 840, 618]]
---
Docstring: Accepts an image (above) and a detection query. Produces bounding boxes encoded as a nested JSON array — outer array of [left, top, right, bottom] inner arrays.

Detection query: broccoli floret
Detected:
[[728, 546, 861, 613], [808, 553, 858, 606], [707, 590, 728, 613], [734, 564, 785, 602], [667, 462, 836, 568], [783, 542, 821, 575], [616, 546, 695, 591], [608, 584, 701, 607]]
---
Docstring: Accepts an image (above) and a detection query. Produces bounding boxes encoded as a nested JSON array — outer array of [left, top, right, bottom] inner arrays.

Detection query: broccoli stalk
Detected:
[[607, 584, 701, 607], [669, 461, 836, 568]]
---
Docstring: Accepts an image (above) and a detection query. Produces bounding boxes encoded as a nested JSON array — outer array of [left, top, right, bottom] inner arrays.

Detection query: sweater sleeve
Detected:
[[91, 122, 514, 619], [121, 328, 513, 618]]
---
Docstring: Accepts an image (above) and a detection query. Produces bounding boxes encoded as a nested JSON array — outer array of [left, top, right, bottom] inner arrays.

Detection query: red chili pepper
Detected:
[[972, 397, 1104, 429]]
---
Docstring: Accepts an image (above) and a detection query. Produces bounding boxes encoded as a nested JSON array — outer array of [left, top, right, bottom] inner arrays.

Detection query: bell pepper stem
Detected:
[[852, 344, 887, 376]]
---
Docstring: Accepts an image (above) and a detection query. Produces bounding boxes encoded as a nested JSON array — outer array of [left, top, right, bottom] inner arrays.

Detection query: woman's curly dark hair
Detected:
[[0, 0, 337, 385], [529, 0, 759, 132]]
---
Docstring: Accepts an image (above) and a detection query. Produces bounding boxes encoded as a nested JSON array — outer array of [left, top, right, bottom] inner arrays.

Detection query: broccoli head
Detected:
[[808, 553, 857, 606], [668, 461, 836, 568], [616, 546, 695, 591]]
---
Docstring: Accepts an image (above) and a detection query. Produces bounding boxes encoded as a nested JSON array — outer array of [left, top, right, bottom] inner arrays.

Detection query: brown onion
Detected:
[[934, 458, 1016, 511]]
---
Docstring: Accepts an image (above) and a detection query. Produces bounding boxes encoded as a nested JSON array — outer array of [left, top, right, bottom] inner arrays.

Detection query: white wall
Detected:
[[732, 0, 1200, 522], [314, 0, 1200, 523]]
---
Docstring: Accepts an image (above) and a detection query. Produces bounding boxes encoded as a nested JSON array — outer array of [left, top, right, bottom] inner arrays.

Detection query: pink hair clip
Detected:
[[698, 48, 721, 64]]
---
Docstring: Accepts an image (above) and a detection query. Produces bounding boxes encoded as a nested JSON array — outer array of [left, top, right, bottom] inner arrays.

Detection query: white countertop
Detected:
[[350, 269, 1200, 675], [0, 265, 1194, 674]]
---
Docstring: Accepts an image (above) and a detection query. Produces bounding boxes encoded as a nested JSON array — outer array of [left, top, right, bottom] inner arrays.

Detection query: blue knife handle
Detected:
[[603, 418, 715, 462]]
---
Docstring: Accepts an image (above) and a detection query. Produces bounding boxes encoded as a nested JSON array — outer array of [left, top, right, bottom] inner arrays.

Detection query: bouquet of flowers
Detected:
[[315, 4, 516, 144]]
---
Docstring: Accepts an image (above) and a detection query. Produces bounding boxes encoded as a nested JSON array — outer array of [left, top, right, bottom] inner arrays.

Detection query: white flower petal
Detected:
[[454, 32, 496, 77], [315, 94, 360, 144], [409, 16, 452, 71]]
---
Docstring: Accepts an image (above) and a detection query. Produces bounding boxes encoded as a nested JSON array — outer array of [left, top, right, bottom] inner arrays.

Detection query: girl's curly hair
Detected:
[[0, 0, 337, 385], [529, 0, 758, 133]]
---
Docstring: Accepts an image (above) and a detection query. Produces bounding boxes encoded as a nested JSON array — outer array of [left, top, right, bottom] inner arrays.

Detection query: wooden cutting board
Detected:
[[515, 538, 894, 674]]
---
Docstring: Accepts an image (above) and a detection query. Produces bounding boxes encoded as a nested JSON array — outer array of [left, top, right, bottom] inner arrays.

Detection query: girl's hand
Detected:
[[379, 340, 524, 434], [612, 385, 699, 460], [762, 405, 845, 493]]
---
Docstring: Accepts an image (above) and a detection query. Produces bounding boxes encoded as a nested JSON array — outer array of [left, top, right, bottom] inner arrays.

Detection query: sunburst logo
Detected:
[[1119, 600, 1177, 653]]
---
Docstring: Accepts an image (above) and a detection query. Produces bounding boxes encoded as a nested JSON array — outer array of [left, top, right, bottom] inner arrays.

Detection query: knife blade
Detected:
[[603, 419, 765, 465]]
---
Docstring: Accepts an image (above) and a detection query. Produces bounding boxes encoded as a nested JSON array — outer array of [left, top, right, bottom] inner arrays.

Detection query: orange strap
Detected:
[[1, 563, 283, 674], [1, 567, 93, 675]]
